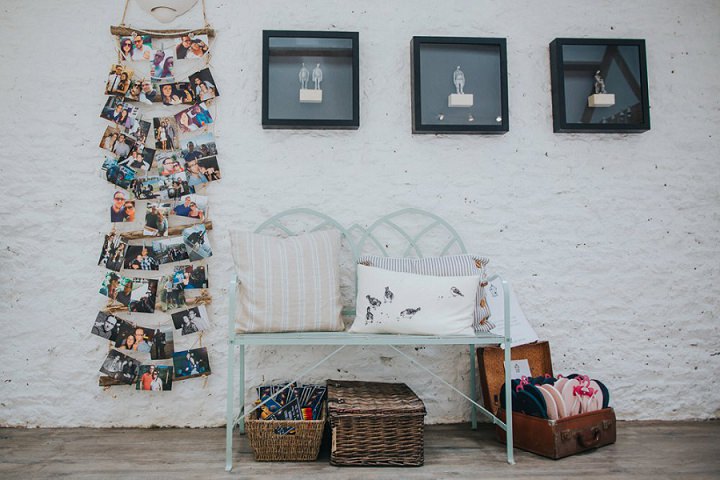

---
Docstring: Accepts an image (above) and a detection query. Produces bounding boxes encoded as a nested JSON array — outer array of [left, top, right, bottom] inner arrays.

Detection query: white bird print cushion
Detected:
[[350, 264, 480, 336]]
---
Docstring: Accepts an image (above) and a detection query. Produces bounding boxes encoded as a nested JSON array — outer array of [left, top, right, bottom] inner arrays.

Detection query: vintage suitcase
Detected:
[[478, 341, 616, 459]]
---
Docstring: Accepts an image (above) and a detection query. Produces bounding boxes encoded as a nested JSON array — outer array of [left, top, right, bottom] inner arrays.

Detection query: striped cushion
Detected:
[[229, 230, 344, 333], [356, 254, 493, 332]]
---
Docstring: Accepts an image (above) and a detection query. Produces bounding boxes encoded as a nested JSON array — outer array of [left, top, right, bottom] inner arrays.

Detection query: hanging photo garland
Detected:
[[93, 0, 220, 392]]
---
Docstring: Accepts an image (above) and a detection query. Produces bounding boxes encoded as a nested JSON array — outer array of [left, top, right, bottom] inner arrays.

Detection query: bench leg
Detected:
[[225, 342, 235, 472], [238, 343, 245, 434], [469, 346, 478, 430]]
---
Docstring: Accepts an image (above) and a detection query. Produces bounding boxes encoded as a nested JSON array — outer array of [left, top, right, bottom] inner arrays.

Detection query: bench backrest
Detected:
[[254, 208, 468, 315]]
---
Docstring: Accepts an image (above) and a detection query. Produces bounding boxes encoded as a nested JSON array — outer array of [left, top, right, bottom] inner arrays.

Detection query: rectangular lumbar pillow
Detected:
[[356, 254, 493, 332], [349, 264, 480, 336], [229, 230, 344, 333]]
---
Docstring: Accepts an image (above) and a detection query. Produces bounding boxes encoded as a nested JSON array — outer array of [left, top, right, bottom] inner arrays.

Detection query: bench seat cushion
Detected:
[[229, 230, 344, 333]]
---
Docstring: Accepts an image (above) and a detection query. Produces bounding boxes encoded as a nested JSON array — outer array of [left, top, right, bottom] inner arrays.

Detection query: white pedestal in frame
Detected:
[[588, 93, 615, 107], [300, 89, 323, 103], [448, 93, 474, 108]]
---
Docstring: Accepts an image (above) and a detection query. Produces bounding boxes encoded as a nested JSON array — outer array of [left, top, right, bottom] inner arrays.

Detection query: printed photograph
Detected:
[[180, 131, 217, 162], [174, 264, 208, 289], [102, 157, 137, 191], [105, 64, 134, 95], [122, 34, 153, 61], [110, 190, 135, 223], [172, 194, 207, 221], [188, 68, 219, 100], [90, 311, 122, 342], [137, 79, 161, 104], [100, 274, 133, 306], [175, 34, 210, 60], [152, 236, 190, 264], [143, 202, 171, 237], [150, 326, 174, 360], [131, 176, 164, 200], [125, 79, 143, 101], [183, 224, 212, 261], [159, 273, 187, 312], [151, 48, 175, 82], [157, 151, 185, 176], [160, 172, 194, 200], [159, 82, 195, 106], [109, 132, 136, 159], [185, 156, 221, 187], [128, 278, 159, 313], [171, 305, 210, 335], [153, 116, 180, 150], [117, 325, 155, 353], [100, 97, 139, 130], [128, 118, 152, 144], [123, 245, 159, 271], [173, 347, 211, 381], [99, 125, 125, 154], [136, 365, 173, 391], [175, 102, 213, 133], [100, 349, 141, 384], [119, 145, 154, 173], [98, 233, 127, 272]]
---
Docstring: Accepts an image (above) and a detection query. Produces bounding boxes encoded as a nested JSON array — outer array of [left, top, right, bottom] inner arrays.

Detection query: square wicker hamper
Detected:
[[327, 379, 427, 466]]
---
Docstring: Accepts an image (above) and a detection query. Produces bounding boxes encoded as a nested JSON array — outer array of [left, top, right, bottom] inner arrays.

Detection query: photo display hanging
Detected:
[[93, 11, 218, 391]]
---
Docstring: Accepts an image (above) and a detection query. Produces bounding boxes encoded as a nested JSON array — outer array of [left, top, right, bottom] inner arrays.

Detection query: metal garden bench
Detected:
[[225, 208, 515, 471]]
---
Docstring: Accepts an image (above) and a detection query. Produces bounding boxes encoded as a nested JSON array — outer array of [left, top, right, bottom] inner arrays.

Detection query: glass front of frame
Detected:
[[551, 39, 650, 133], [263, 32, 359, 129], [412, 37, 508, 134]]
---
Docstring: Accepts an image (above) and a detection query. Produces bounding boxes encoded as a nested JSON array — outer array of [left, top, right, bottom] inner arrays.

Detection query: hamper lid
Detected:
[[327, 380, 427, 416]]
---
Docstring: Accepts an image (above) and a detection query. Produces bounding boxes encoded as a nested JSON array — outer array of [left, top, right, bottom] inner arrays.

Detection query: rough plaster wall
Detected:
[[0, 0, 718, 427]]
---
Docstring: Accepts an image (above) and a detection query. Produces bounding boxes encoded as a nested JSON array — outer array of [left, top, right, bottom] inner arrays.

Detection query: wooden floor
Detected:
[[1, 422, 719, 479]]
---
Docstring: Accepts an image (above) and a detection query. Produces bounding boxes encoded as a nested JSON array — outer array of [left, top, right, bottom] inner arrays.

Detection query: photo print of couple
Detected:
[[98, 272, 158, 313], [105, 64, 134, 96], [173, 347, 211, 381], [158, 272, 188, 312], [136, 365, 173, 391], [175, 102, 213, 133], [123, 245, 159, 271], [110, 191, 136, 223], [100, 349, 140, 385], [175, 34, 210, 60], [100, 96, 140, 131], [188, 68, 219, 101], [174, 264, 208, 289], [119, 34, 152, 62], [171, 305, 210, 335], [143, 202, 172, 237], [98, 234, 127, 272], [180, 131, 217, 162], [172, 194, 207, 221]]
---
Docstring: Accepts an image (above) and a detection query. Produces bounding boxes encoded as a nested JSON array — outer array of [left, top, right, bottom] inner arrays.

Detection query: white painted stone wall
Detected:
[[1, 0, 718, 427]]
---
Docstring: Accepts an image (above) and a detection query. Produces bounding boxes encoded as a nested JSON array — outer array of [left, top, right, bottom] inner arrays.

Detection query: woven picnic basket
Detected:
[[327, 379, 426, 466]]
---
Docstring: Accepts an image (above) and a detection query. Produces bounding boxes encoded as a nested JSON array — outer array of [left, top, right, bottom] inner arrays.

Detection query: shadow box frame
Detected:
[[549, 38, 651, 133]]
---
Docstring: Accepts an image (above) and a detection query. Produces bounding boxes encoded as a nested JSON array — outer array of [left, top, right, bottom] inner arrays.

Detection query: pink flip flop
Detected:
[[537, 385, 560, 420]]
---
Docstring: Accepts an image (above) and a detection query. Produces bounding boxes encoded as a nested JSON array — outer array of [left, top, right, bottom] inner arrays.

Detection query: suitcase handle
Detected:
[[576, 427, 601, 448]]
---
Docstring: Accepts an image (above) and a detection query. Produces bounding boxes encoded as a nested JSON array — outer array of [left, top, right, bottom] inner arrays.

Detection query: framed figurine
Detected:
[[549, 38, 650, 133], [262, 30, 359, 129], [411, 36, 508, 134]]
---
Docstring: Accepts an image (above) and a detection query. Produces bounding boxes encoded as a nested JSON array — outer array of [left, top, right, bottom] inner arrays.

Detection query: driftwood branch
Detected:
[[119, 221, 213, 241], [110, 25, 215, 38], [104, 290, 212, 314]]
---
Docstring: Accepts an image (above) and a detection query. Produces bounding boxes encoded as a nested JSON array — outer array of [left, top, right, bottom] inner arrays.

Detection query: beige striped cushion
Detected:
[[229, 230, 344, 333]]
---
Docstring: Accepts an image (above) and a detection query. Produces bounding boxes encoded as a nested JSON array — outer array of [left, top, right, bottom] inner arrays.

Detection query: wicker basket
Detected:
[[245, 409, 326, 462], [327, 380, 426, 467]]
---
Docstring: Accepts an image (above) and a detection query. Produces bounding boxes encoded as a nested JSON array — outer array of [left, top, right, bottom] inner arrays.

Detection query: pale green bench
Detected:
[[225, 208, 514, 471]]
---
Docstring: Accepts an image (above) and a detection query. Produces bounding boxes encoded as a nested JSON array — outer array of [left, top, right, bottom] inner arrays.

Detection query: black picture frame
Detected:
[[262, 30, 359, 129], [411, 36, 509, 134], [549, 38, 650, 133]]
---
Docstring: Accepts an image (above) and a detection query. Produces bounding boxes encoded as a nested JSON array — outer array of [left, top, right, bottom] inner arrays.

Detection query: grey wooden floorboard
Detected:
[[0, 422, 719, 479]]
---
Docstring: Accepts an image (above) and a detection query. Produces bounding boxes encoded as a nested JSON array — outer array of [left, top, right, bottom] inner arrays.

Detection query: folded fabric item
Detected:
[[229, 230, 344, 333], [350, 264, 480, 336], [357, 254, 492, 332]]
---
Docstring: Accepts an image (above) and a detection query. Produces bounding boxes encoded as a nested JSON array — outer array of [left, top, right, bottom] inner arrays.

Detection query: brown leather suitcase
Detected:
[[478, 341, 616, 459]]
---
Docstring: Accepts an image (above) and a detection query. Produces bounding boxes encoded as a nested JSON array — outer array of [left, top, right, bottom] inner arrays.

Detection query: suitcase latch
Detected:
[[602, 420, 613, 430]]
